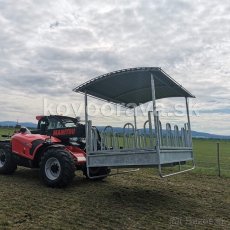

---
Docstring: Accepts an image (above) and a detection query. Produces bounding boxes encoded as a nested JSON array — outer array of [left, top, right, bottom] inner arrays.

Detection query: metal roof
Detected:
[[73, 67, 195, 108]]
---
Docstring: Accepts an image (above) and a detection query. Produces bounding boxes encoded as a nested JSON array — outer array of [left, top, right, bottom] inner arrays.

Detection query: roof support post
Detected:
[[134, 107, 137, 131], [151, 74, 158, 146], [151, 74, 157, 115], [133, 107, 137, 148], [185, 97, 192, 147], [85, 92, 89, 153], [148, 111, 154, 147], [151, 74, 161, 168]]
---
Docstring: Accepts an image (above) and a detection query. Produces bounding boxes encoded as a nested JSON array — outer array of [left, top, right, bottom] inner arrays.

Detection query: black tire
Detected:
[[40, 148, 75, 188], [83, 167, 110, 180], [0, 144, 17, 174]]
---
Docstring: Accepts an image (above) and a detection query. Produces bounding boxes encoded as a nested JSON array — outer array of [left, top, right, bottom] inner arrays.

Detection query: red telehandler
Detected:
[[0, 115, 109, 187]]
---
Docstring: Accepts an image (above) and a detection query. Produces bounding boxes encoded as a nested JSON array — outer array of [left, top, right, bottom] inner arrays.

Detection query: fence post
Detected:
[[217, 142, 221, 177]]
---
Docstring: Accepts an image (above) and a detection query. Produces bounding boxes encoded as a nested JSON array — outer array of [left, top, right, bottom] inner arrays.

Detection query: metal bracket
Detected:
[[86, 165, 140, 179], [158, 160, 195, 178]]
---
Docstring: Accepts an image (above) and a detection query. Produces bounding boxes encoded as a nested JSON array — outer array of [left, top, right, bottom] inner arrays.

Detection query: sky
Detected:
[[0, 0, 229, 135]]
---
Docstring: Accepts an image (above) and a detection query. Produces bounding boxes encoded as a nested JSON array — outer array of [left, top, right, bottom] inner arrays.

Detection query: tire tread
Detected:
[[40, 148, 75, 187]]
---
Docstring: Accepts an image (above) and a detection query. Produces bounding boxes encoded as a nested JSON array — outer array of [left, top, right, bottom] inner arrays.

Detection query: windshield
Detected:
[[61, 118, 77, 127], [46, 117, 78, 129]]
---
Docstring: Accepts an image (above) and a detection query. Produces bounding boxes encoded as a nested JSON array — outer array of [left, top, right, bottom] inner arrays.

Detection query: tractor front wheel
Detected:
[[0, 144, 17, 174], [40, 148, 75, 188]]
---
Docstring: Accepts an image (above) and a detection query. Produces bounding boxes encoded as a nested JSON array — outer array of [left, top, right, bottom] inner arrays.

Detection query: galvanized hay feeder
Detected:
[[73, 67, 195, 178]]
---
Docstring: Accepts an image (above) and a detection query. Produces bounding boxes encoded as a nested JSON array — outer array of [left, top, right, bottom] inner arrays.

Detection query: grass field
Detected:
[[0, 168, 229, 229], [193, 139, 230, 177], [0, 127, 15, 139], [0, 128, 229, 229]]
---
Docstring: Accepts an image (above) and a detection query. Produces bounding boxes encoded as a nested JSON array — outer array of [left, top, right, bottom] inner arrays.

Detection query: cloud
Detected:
[[0, 0, 229, 135]]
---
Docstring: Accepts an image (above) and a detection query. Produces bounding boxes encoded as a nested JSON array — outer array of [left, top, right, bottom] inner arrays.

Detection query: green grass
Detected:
[[193, 139, 230, 177], [0, 127, 229, 229], [0, 127, 15, 140], [0, 169, 229, 229]]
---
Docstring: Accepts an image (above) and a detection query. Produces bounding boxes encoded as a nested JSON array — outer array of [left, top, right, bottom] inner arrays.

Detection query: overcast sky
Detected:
[[0, 0, 229, 135]]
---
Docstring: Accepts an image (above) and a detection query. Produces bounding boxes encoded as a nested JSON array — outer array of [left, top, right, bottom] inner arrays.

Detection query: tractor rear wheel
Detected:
[[0, 144, 17, 174], [40, 148, 75, 188]]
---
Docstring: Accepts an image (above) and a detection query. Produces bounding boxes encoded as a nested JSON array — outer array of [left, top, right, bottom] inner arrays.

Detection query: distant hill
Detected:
[[0, 121, 37, 128], [191, 131, 230, 140], [0, 121, 229, 139]]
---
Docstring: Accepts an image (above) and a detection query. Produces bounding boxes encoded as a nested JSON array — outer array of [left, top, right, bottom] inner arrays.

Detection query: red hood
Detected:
[[12, 133, 61, 143]]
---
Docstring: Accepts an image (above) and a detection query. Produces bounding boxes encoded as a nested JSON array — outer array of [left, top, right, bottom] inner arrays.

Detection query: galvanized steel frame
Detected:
[[82, 71, 195, 179]]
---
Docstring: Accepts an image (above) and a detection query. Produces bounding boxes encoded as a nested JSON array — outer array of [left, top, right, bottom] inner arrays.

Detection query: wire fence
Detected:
[[193, 140, 230, 177]]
